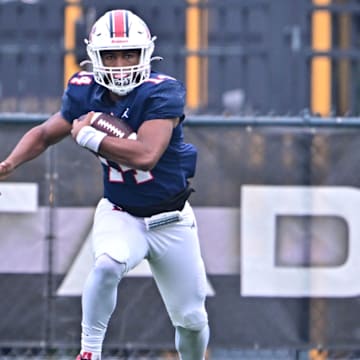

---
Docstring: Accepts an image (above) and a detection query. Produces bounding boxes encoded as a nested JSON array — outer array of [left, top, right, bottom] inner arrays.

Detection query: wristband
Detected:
[[76, 126, 107, 153]]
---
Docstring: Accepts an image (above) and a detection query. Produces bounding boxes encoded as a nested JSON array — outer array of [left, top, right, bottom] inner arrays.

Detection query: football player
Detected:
[[0, 9, 209, 360]]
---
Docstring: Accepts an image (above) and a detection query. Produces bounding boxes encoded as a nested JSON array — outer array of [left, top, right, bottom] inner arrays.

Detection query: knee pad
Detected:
[[172, 308, 208, 331], [94, 254, 126, 284]]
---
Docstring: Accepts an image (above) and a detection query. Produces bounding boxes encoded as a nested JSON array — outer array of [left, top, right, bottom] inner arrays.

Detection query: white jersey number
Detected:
[[98, 156, 153, 184]]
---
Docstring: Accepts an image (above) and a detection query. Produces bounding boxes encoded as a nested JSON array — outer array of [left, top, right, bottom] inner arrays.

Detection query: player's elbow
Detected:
[[134, 153, 158, 171], [135, 160, 157, 172]]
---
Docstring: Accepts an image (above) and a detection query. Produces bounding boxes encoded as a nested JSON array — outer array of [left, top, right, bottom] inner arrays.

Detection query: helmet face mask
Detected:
[[86, 10, 155, 96]]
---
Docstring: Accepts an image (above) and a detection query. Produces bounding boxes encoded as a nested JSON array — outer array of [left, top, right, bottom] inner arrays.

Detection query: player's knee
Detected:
[[93, 254, 126, 285], [173, 308, 208, 332]]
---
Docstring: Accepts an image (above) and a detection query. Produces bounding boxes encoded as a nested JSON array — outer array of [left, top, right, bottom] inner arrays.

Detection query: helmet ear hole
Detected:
[[85, 9, 155, 96]]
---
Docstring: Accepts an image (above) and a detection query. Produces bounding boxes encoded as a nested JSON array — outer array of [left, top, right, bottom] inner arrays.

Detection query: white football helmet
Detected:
[[86, 9, 156, 96]]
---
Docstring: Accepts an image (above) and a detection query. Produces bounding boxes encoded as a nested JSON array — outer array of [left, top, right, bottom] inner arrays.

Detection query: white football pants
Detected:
[[81, 198, 209, 358]]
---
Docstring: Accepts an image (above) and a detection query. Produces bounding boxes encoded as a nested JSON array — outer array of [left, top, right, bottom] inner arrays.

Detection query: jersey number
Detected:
[[99, 156, 153, 184], [69, 71, 93, 86]]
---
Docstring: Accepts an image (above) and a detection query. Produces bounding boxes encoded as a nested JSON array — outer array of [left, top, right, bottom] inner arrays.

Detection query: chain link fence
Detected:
[[2, 114, 360, 359]]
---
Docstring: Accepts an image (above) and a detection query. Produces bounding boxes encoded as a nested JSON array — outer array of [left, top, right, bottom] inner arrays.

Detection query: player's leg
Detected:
[[148, 202, 209, 360], [80, 254, 126, 359], [78, 198, 148, 360], [175, 325, 210, 360]]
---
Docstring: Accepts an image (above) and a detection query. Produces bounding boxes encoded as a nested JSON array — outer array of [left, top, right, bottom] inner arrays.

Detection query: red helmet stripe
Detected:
[[111, 10, 128, 38]]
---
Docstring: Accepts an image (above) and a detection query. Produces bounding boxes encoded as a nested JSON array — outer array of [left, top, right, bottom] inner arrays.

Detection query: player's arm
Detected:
[[72, 116, 179, 171], [0, 112, 72, 179], [100, 117, 179, 170]]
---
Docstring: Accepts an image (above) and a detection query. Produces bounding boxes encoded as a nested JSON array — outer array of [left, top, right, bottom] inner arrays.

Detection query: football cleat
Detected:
[[76, 352, 94, 360]]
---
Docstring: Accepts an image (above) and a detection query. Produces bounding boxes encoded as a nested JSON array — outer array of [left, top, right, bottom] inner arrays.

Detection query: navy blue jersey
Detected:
[[61, 71, 197, 210]]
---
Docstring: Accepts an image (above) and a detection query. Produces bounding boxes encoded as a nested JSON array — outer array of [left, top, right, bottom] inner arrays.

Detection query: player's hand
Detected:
[[0, 160, 15, 180], [71, 112, 93, 140]]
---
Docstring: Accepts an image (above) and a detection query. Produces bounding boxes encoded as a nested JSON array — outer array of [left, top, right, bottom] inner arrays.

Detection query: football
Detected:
[[81, 112, 136, 139]]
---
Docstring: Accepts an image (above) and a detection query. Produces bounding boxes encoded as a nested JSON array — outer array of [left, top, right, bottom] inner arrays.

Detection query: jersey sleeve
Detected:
[[61, 90, 83, 124], [60, 71, 95, 123], [142, 79, 186, 121]]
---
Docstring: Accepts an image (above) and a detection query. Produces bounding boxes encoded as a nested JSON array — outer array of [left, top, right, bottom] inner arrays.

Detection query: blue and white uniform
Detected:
[[61, 70, 209, 345], [62, 70, 197, 213]]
